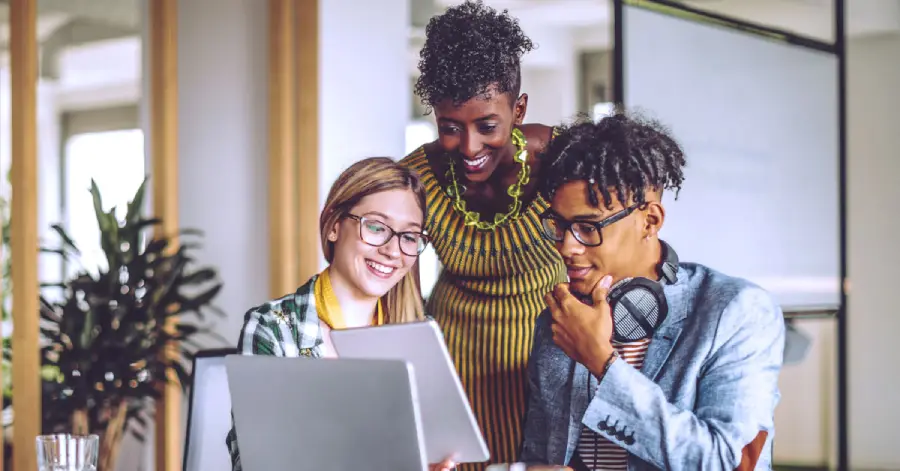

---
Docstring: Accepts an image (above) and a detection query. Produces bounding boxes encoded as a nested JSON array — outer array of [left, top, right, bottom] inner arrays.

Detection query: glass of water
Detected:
[[36, 434, 99, 471], [486, 464, 527, 471]]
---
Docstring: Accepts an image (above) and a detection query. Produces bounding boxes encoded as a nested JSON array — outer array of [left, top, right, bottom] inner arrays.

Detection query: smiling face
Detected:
[[548, 180, 665, 296], [327, 189, 425, 300], [433, 88, 527, 183]]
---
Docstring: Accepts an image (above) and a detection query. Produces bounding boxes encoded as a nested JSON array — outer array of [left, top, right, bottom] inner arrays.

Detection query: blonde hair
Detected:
[[320, 157, 427, 323]]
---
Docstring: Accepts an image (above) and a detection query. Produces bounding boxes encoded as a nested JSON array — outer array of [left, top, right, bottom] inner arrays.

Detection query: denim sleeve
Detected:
[[519, 311, 554, 465], [582, 287, 785, 469]]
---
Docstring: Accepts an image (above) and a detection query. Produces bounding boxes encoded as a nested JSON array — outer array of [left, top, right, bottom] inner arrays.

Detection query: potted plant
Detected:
[[0, 186, 13, 464], [4, 177, 226, 470]]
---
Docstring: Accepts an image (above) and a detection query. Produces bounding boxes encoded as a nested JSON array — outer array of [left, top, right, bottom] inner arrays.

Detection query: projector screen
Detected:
[[622, 4, 840, 308]]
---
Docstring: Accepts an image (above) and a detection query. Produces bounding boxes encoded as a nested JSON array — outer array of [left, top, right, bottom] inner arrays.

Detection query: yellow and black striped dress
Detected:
[[402, 148, 566, 469]]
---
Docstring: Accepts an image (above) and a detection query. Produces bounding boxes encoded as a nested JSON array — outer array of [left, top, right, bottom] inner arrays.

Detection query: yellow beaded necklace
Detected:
[[444, 127, 530, 231]]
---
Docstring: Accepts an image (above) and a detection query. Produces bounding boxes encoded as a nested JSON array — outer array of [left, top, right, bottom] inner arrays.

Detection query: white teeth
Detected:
[[366, 260, 395, 274], [465, 155, 489, 168]]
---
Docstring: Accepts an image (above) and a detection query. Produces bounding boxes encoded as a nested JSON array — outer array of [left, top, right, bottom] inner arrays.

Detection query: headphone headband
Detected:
[[657, 239, 679, 285]]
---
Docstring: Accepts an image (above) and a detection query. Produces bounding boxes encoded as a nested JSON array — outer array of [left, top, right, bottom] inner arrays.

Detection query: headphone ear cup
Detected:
[[608, 277, 668, 343]]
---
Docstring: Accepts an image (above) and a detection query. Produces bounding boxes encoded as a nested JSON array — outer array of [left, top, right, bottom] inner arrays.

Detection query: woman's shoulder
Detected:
[[401, 141, 450, 188], [244, 276, 316, 321], [239, 276, 322, 355], [519, 123, 557, 157], [399, 143, 434, 171]]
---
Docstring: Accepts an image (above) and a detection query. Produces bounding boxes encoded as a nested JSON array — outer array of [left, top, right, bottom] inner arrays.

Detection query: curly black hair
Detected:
[[541, 111, 687, 209], [414, 0, 535, 110]]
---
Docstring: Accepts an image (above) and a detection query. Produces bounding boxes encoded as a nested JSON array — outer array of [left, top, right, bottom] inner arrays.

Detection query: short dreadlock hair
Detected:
[[541, 111, 687, 210], [414, 0, 535, 110]]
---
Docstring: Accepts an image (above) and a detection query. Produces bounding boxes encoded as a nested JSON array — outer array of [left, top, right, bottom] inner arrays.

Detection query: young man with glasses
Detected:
[[519, 114, 785, 471]]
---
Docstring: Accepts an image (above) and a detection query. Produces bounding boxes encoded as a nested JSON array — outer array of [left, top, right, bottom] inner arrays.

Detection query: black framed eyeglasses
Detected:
[[344, 214, 430, 256], [539, 204, 641, 247]]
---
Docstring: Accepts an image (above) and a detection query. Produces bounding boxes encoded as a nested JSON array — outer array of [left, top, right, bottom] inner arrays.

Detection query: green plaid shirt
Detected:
[[226, 275, 324, 471]]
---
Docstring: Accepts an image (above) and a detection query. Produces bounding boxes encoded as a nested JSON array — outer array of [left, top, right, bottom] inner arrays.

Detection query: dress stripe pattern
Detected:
[[402, 148, 566, 470]]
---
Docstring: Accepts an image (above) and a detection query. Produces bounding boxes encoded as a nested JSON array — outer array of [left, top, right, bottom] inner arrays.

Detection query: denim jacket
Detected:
[[520, 262, 785, 470]]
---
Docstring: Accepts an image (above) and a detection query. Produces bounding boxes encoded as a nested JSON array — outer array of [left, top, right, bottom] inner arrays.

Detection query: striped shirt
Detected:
[[576, 338, 652, 471]]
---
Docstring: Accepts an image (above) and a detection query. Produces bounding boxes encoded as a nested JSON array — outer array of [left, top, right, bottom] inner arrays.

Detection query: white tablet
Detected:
[[330, 319, 490, 465]]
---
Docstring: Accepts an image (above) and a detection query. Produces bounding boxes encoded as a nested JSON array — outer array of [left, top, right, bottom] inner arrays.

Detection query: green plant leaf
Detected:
[[39, 282, 67, 289], [169, 360, 191, 390], [180, 268, 217, 286], [131, 218, 163, 233], [78, 303, 95, 350], [125, 177, 148, 225], [49, 223, 81, 255], [144, 238, 169, 257], [179, 228, 204, 237], [90, 179, 106, 231], [189, 283, 224, 307]]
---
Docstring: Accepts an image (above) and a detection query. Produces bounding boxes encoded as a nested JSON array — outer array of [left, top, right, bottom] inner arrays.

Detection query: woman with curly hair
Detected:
[[400, 1, 566, 467]]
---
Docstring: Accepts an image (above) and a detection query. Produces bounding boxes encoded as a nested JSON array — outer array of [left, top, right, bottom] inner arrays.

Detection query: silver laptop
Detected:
[[226, 355, 428, 471], [331, 320, 490, 465]]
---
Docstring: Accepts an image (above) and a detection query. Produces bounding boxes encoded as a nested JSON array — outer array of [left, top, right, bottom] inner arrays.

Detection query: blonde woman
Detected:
[[226, 157, 456, 471]]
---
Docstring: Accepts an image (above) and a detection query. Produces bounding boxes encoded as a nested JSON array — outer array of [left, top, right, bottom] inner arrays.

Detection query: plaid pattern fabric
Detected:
[[225, 275, 324, 471]]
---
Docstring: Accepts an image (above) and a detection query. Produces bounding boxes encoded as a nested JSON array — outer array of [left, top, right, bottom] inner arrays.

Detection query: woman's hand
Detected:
[[428, 458, 456, 471]]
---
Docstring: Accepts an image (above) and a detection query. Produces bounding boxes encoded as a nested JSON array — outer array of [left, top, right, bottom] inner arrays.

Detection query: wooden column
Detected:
[[148, 1, 180, 470], [296, 0, 320, 283], [269, 0, 299, 297], [9, 0, 40, 470]]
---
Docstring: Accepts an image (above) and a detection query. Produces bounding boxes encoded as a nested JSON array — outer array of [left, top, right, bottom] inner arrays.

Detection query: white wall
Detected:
[[683, 0, 900, 42], [36, 81, 63, 291], [56, 37, 142, 110], [158, 0, 411, 338], [773, 31, 900, 471], [522, 22, 579, 126], [520, 64, 579, 126], [131, 1, 271, 469], [773, 320, 837, 466], [0, 73, 63, 322], [175, 0, 270, 344], [846, 32, 900, 470], [318, 0, 410, 270], [319, 0, 410, 202]]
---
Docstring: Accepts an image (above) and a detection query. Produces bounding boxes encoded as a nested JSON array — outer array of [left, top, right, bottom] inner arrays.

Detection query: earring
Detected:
[[328, 233, 337, 242]]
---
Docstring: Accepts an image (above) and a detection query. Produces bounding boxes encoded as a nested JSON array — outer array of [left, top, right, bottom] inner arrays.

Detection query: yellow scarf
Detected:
[[313, 268, 384, 329]]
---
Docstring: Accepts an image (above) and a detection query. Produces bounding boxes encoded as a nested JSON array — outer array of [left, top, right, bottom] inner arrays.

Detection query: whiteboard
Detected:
[[623, 4, 840, 307]]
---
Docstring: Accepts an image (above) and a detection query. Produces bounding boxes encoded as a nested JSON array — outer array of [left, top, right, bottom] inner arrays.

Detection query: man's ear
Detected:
[[644, 201, 665, 239]]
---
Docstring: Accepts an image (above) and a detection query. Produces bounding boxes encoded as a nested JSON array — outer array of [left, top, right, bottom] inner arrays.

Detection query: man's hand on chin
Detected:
[[544, 274, 617, 376]]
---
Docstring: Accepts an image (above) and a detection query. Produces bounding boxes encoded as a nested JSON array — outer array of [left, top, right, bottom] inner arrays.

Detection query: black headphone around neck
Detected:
[[607, 240, 679, 343]]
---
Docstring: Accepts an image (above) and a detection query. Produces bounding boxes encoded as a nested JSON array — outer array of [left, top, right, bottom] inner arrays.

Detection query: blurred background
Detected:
[[0, 0, 897, 470]]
